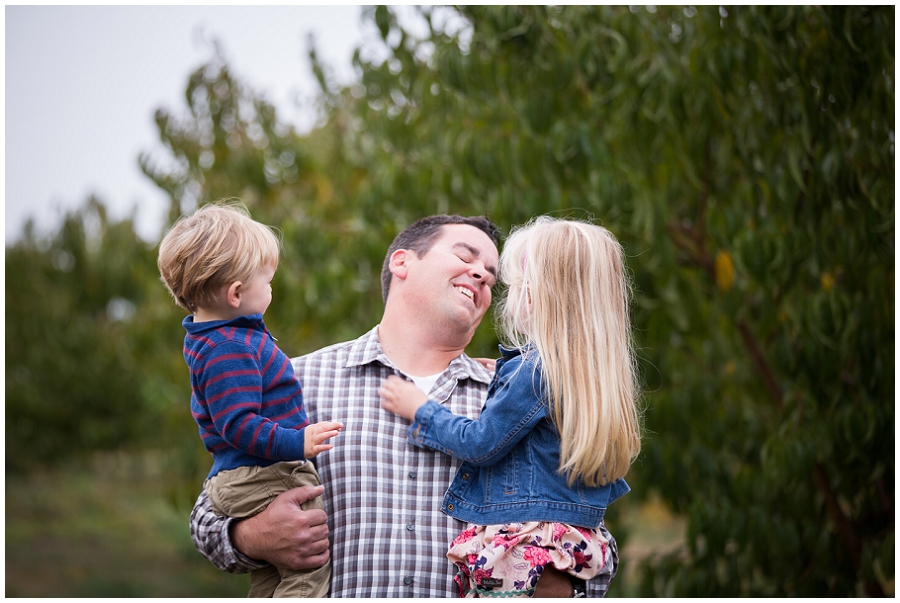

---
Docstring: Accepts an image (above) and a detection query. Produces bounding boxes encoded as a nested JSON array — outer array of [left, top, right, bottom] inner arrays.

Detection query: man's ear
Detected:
[[225, 281, 243, 309], [388, 249, 412, 281]]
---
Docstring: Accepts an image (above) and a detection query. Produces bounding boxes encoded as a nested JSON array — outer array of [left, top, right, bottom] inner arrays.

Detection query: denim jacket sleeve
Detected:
[[408, 354, 547, 467]]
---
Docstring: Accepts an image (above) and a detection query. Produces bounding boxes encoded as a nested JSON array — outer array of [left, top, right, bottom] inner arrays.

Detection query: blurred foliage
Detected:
[[7, 200, 185, 466], [6, 5, 893, 597], [6, 453, 248, 596]]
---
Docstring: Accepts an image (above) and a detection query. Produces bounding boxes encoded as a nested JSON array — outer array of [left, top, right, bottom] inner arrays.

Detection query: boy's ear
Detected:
[[225, 281, 243, 309], [388, 249, 412, 281]]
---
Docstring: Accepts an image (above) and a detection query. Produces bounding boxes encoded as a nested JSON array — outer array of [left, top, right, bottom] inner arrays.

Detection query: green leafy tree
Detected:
[[328, 6, 892, 596], [5, 199, 183, 470], [137, 51, 400, 503], [140, 51, 388, 354], [13, 4, 886, 596]]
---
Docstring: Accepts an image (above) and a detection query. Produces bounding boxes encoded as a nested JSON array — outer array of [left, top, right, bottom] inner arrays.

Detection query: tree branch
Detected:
[[736, 320, 784, 410], [812, 462, 885, 597]]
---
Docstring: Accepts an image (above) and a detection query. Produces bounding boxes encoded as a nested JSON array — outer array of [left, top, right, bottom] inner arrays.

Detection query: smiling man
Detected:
[[377, 218, 498, 376], [189, 215, 620, 597]]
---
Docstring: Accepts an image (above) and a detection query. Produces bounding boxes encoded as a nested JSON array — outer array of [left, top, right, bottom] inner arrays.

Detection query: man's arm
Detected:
[[190, 485, 331, 573], [190, 488, 269, 574]]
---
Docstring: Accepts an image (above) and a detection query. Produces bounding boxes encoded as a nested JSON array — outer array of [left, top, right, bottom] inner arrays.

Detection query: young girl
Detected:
[[379, 216, 642, 598]]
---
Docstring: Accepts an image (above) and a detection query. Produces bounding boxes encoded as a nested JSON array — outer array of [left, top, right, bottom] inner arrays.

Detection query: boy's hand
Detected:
[[303, 421, 343, 458], [378, 375, 428, 421]]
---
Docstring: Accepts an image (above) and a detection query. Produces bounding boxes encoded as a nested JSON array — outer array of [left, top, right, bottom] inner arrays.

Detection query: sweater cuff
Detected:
[[274, 426, 307, 460]]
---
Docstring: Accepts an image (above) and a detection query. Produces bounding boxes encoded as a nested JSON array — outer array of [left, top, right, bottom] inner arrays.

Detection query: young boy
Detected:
[[158, 201, 341, 597]]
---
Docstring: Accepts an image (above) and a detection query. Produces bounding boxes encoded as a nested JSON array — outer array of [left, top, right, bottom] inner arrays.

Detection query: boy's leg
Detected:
[[206, 461, 330, 597], [271, 461, 331, 598], [248, 566, 282, 598], [207, 462, 301, 518]]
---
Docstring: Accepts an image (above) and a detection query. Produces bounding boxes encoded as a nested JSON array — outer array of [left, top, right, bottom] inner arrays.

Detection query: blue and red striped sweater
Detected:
[[182, 313, 310, 479]]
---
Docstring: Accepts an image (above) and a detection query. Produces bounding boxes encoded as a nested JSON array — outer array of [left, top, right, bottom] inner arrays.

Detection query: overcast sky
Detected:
[[5, 5, 399, 243]]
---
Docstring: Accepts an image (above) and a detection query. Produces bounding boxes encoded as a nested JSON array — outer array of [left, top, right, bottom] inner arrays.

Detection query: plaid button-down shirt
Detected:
[[190, 325, 618, 597]]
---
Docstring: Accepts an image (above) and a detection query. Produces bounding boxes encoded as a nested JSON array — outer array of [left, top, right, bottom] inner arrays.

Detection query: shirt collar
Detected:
[[182, 312, 265, 335], [498, 341, 536, 359], [345, 324, 493, 385]]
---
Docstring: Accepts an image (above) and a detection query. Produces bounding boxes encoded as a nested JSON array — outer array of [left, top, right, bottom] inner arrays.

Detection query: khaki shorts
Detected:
[[207, 460, 330, 598]]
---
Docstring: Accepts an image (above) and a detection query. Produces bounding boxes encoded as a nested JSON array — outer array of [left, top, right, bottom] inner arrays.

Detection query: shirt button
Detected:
[[461, 472, 470, 480], [406, 522, 414, 531], [403, 576, 413, 586], [408, 471, 417, 479], [447, 503, 455, 511]]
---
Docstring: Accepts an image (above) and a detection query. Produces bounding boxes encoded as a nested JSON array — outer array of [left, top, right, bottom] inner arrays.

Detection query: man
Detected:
[[190, 215, 619, 597]]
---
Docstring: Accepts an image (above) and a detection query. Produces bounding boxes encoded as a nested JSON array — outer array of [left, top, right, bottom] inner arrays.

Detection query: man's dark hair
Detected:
[[380, 215, 502, 304]]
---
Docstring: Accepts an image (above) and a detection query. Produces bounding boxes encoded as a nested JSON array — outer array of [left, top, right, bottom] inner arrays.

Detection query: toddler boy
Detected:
[[158, 202, 341, 597]]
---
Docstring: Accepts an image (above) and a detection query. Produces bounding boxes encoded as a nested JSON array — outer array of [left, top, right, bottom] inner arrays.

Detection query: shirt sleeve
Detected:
[[585, 520, 619, 597], [189, 488, 271, 574], [196, 340, 306, 461]]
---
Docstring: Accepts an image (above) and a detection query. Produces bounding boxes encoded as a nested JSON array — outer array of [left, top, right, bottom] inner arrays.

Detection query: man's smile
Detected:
[[455, 285, 475, 302]]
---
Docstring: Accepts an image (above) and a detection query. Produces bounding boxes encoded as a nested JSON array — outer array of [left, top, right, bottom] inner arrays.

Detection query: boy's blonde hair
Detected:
[[157, 201, 281, 313], [498, 216, 642, 486]]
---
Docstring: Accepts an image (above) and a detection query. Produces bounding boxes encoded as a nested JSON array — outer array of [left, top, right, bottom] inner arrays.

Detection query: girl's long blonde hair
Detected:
[[498, 216, 641, 486]]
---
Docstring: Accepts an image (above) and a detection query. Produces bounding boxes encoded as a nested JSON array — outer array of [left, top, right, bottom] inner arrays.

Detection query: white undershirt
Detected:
[[408, 372, 442, 395]]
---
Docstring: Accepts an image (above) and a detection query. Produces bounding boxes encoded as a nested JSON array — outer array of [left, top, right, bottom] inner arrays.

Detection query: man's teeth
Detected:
[[456, 286, 474, 300]]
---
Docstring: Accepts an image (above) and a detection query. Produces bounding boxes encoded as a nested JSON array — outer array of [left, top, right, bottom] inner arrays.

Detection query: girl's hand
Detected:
[[379, 375, 428, 421], [303, 421, 343, 458]]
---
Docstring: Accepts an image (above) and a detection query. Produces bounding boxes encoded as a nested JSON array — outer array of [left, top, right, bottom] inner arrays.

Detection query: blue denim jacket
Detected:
[[409, 345, 630, 528]]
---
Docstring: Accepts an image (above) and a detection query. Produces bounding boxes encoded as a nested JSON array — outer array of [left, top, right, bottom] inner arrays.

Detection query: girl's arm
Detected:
[[379, 357, 547, 466]]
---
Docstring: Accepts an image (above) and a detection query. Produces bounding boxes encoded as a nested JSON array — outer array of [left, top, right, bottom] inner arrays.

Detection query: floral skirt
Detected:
[[446, 521, 609, 598]]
